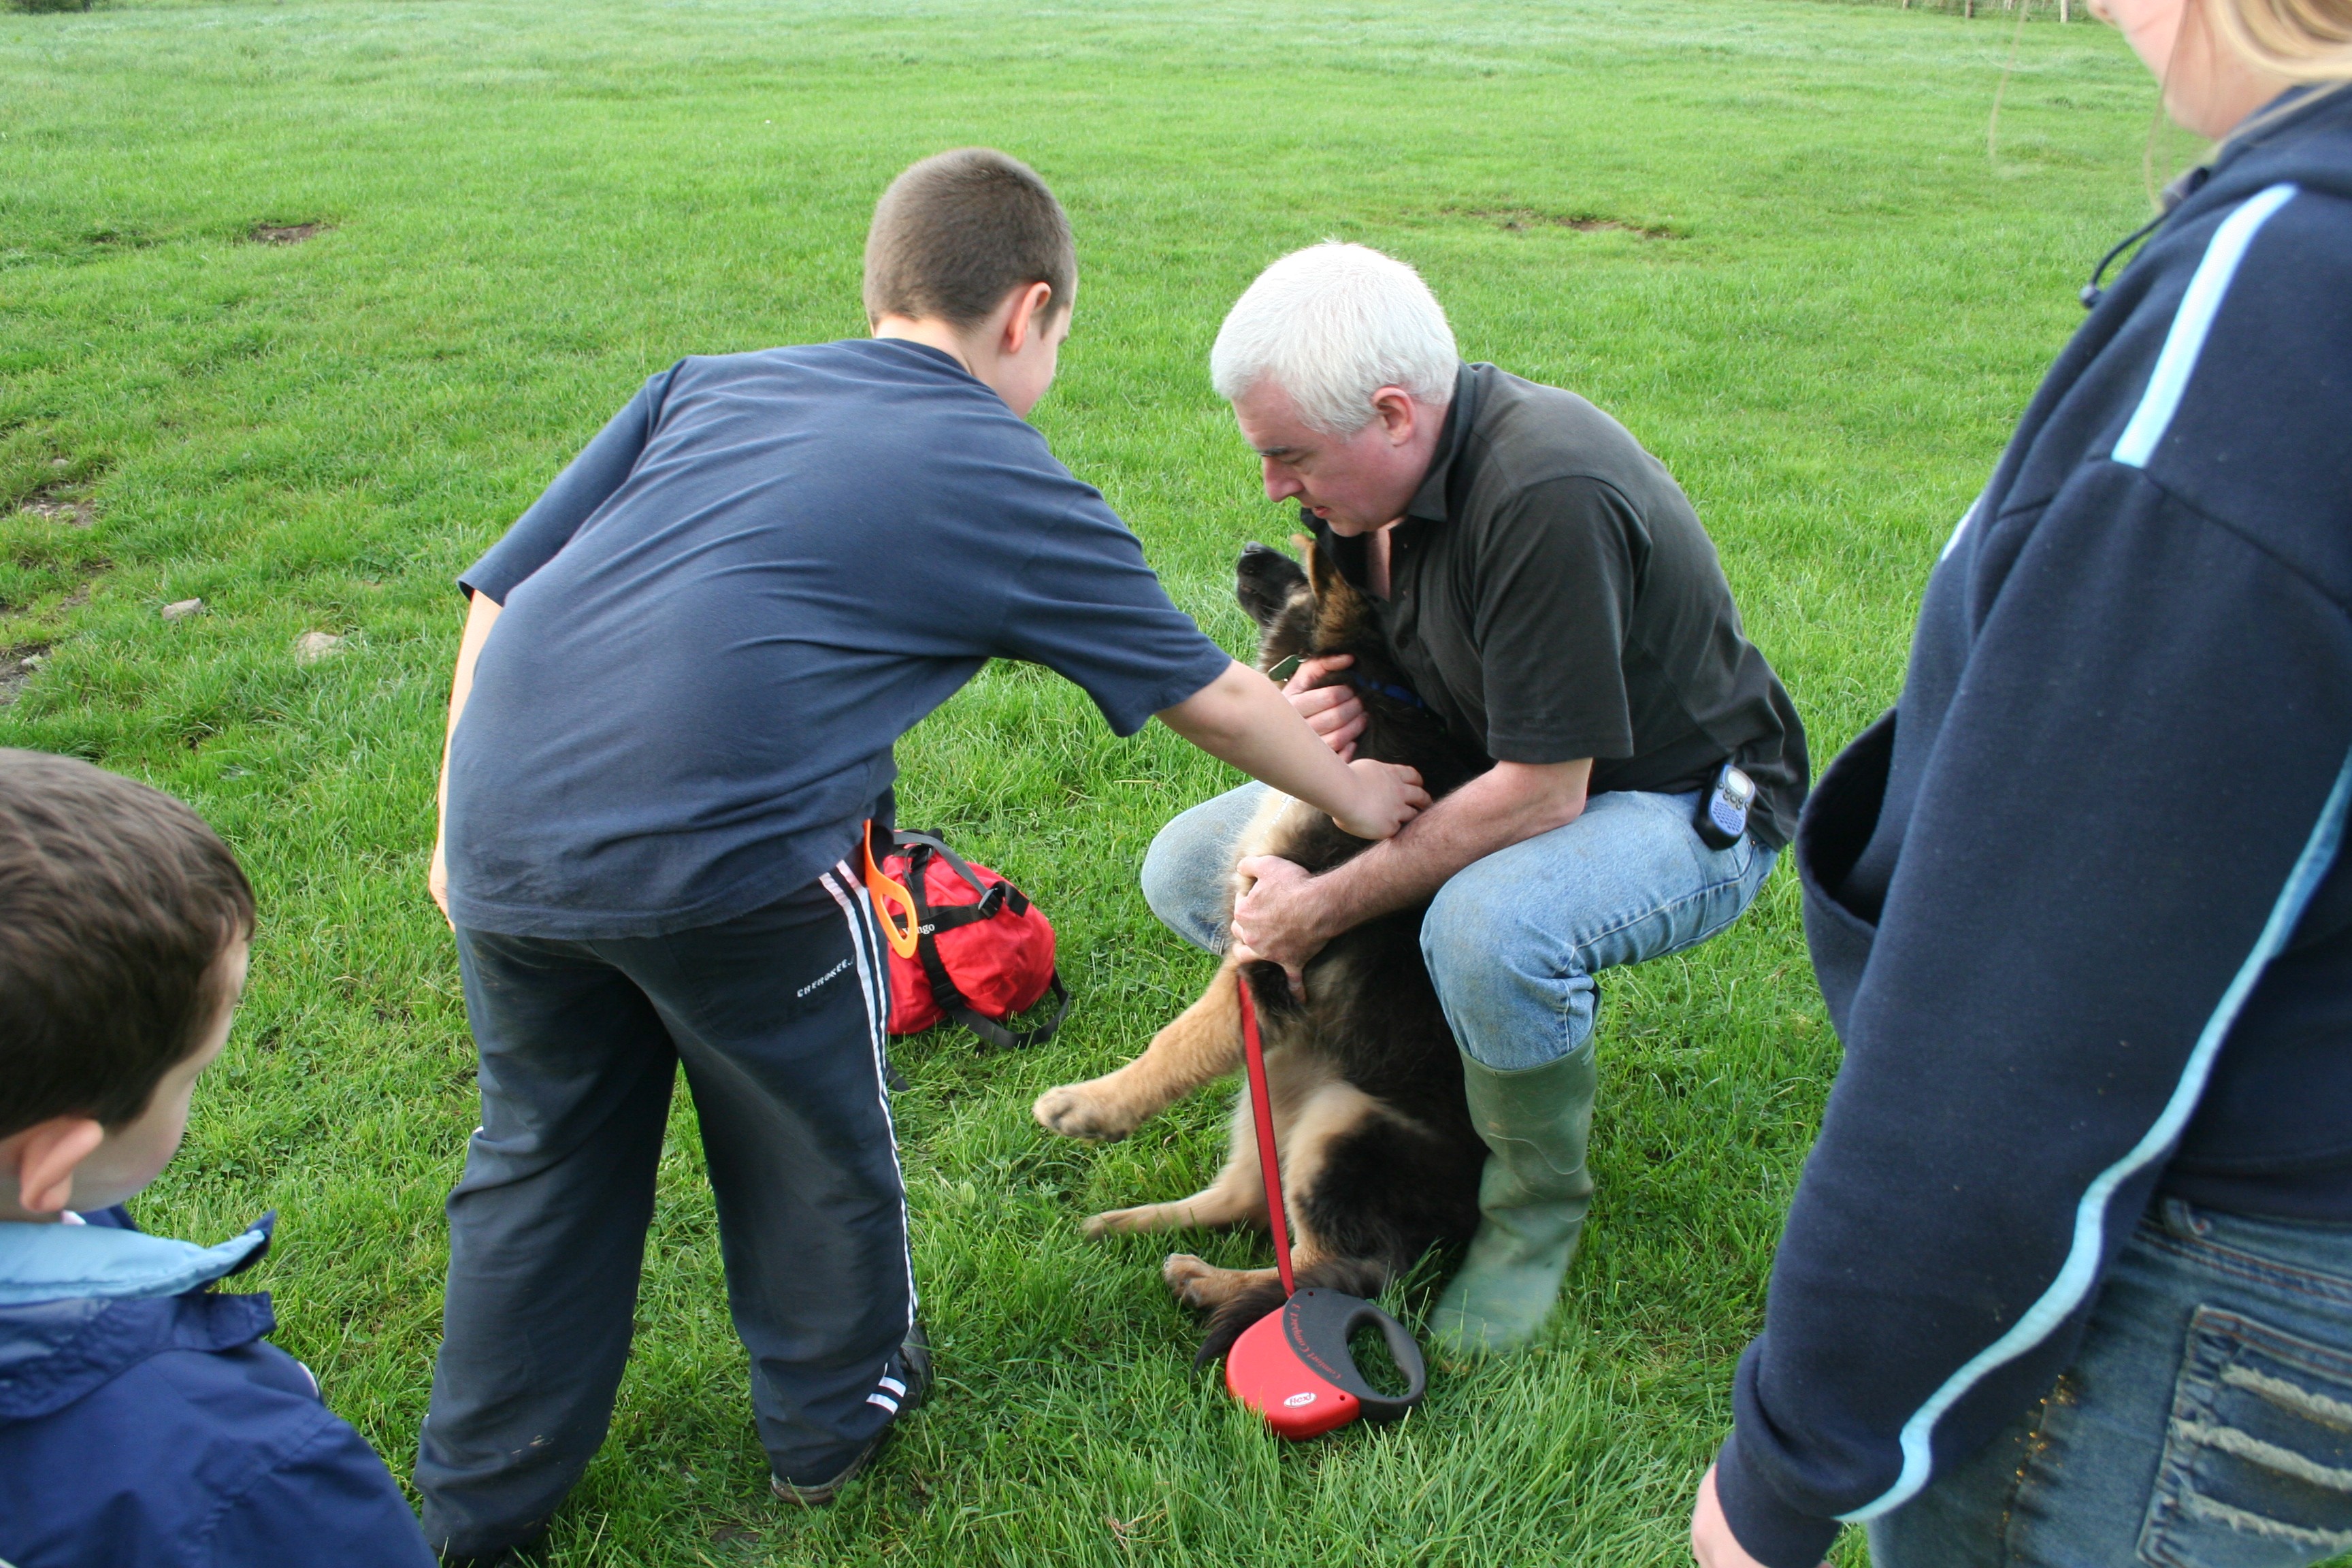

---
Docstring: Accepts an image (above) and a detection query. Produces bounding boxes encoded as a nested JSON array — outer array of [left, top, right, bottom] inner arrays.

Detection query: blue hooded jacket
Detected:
[[0, 1208, 434, 1568], [1718, 85, 2352, 1566]]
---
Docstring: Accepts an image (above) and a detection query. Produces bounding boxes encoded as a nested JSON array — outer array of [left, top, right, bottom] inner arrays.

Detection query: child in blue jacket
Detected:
[[0, 749, 434, 1568]]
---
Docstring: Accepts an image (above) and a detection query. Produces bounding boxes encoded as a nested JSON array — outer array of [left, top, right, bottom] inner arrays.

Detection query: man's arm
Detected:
[[427, 589, 502, 921], [1159, 659, 1428, 843], [1228, 755, 1590, 983]]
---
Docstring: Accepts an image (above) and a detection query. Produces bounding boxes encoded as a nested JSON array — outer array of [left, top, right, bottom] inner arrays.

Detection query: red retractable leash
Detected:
[[1222, 973, 1428, 1439]]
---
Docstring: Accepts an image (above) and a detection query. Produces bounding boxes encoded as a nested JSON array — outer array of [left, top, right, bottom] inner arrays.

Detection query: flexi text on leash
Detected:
[[1222, 973, 1428, 1439]]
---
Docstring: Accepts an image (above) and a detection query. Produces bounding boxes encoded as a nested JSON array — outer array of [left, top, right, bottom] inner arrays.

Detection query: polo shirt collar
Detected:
[[1404, 361, 1481, 525]]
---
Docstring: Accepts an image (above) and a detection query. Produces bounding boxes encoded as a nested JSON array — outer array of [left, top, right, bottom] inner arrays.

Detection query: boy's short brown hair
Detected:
[[862, 148, 1075, 329], [0, 750, 255, 1139]]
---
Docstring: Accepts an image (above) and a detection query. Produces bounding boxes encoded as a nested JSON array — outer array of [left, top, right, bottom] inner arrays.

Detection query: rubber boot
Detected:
[[1430, 1047, 1597, 1354]]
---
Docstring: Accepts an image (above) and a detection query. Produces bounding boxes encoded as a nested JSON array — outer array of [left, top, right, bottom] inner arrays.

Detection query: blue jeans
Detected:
[[1870, 1198, 2352, 1568], [1139, 783, 1777, 1070]]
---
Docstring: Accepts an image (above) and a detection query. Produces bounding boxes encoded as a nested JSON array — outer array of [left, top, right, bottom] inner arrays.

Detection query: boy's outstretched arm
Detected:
[[428, 589, 503, 921], [1158, 659, 1427, 841]]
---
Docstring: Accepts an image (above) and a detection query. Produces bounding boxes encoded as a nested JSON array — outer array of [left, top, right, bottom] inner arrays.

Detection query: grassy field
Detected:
[[1, 1, 2182, 1563]]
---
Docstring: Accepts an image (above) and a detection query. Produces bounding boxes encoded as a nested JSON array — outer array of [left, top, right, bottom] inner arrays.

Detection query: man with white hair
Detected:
[[1142, 242, 1809, 1352]]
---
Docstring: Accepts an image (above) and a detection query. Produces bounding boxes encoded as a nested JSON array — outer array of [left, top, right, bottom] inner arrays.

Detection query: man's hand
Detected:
[[1286, 653, 1365, 761], [1229, 854, 1328, 998], [1690, 1464, 1824, 1568]]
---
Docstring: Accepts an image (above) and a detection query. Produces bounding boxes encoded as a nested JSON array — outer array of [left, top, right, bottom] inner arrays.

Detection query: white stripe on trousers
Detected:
[[821, 866, 919, 1337]]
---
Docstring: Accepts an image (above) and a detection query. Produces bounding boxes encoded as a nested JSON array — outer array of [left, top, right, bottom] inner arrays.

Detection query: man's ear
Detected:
[[1370, 386, 1418, 446], [1000, 281, 1057, 356], [6, 1117, 106, 1215]]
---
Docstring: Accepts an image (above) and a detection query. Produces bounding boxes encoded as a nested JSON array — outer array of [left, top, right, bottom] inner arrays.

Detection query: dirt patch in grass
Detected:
[[1459, 207, 1678, 238], [0, 646, 50, 708], [250, 222, 331, 246], [16, 491, 94, 528]]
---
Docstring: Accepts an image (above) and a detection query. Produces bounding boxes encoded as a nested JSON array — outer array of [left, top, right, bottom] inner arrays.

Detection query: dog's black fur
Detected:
[[1198, 540, 1493, 1358], [1031, 536, 1500, 1361]]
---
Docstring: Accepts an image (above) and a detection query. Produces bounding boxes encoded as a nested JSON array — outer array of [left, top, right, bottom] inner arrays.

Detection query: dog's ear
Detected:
[[1235, 541, 1309, 632], [1304, 535, 1348, 605], [1301, 536, 1377, 654]]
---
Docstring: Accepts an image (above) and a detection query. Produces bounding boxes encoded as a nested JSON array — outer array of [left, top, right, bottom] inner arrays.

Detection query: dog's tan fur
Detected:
[[1031, 787, 1311, 1146]]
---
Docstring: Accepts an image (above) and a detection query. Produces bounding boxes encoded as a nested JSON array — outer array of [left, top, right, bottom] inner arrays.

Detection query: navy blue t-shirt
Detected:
[[444, 338, 1232, 938]]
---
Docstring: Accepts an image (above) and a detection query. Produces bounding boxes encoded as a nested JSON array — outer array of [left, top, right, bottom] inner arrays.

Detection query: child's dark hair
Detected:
[[0, 750, 254, 1139], [862, 148, 1075, 329]]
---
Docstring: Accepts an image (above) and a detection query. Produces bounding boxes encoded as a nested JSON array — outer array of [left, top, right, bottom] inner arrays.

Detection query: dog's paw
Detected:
[[1082, 1202, 1177, 1239], [1032, 1080, 1135, 1142], [1162, 1253, 1222, 1310]]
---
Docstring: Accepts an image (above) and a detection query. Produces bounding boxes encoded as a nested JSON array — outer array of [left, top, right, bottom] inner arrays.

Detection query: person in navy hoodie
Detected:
[[1688, 2, 2352, 1566], [0, 749, 434, 1568]]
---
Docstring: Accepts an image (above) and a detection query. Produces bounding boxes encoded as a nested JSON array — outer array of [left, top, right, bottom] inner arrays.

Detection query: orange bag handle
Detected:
[[862, 819, 921, 960]]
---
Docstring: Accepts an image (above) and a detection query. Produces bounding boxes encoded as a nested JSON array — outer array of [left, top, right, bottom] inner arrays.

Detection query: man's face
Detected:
[[1231, 379, 1442, 538]]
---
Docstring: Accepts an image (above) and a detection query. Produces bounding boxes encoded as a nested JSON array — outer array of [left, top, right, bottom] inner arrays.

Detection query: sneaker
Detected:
[[770, 1322, 931, 1507]]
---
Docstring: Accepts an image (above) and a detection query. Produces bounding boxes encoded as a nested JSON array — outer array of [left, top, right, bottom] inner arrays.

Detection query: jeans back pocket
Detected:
[[2139, 1305, 2352, 1568]]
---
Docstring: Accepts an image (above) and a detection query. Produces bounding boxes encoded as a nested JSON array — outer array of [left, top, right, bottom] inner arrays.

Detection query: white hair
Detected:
[[1209, 242, 1459, 435]]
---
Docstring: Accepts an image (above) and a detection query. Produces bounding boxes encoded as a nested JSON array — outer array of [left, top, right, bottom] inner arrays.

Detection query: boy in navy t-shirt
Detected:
[[0, 749, 435, 1568], [419, 148, 1425, 1558]]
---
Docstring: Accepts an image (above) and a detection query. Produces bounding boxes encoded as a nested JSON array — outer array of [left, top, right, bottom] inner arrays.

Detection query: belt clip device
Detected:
[[1693, 763, 1755, 851], [1222, 975, 1428, 1439]]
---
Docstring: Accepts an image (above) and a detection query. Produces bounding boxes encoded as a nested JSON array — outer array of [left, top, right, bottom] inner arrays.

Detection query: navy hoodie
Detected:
[[0, 1209, 434, 1568], [1718, 86, 2352, 1565]]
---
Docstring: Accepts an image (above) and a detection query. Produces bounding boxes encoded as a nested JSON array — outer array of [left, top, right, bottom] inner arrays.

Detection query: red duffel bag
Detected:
[[864, 827, 1068, 1050]]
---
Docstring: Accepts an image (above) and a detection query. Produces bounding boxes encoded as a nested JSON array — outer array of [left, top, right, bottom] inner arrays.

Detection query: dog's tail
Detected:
[[1194, 1256, 1388, 1367]]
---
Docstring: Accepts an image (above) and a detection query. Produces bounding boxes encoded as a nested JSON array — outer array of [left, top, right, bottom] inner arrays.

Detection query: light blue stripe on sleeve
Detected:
[[2112, 183, 2298, 468], [1840, 738, 2352, 1522]]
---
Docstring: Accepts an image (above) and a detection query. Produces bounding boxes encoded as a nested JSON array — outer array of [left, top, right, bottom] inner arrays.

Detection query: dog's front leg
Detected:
[[1032, 962, 1243, 1141]]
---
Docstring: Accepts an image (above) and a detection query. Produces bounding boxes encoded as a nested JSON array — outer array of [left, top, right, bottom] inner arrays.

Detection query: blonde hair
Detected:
[[2209, 0, 2352, 82]]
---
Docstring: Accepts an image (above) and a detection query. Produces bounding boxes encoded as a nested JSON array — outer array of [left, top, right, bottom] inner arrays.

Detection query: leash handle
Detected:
[[1237, 975, 1294, 1297]]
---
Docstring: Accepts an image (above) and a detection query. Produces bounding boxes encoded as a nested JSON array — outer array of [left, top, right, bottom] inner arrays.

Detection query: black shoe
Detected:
[[770, 1322, 931, 1507]]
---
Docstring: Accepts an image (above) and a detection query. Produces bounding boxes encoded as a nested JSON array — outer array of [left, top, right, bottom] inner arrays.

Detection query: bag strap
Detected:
[[891, 830, 1028, 914], [901, 840, 1068, 1051]]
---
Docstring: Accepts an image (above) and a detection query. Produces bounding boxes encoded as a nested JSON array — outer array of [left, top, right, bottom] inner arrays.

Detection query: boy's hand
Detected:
[[1330, 757, 1427, 841], [428, 835, 453, 926], [1284, 653, 1366, 761]]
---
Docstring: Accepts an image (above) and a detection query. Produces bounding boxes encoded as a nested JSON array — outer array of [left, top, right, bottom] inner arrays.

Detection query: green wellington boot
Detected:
[[1430, 1047, 1597, 1354]]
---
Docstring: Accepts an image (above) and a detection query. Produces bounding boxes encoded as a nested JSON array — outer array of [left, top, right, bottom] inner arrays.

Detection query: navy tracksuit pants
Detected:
[[415, 862, 918, 1554]]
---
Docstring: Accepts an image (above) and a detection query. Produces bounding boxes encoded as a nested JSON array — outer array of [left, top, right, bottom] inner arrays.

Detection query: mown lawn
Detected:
[[2, 1, 2170, 1563]]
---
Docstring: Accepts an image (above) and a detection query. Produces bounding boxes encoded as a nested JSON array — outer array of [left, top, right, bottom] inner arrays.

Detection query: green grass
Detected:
[[1, 1, 2177, 1562]]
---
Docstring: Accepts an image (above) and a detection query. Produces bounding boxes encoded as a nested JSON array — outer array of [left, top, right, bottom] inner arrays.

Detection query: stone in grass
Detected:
[[294, 631, 346, 664], [160, 598, 204, 621]]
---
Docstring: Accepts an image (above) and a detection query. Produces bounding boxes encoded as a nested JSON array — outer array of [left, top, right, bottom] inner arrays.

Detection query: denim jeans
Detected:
[[1139, 783, 1777, 1070], [1869, 1198, 2352, 1568]]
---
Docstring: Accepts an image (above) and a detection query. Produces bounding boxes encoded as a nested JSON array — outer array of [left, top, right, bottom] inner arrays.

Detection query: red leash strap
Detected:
[[1237, 975, 1295, 1297]]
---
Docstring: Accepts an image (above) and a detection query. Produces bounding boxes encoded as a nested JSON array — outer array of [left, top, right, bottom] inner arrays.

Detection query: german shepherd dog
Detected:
[[1033, 538, 1494, 1360]]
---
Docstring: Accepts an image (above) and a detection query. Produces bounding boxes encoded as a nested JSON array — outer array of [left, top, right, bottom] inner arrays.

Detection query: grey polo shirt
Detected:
[[1314, 361, 1808, 849]]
